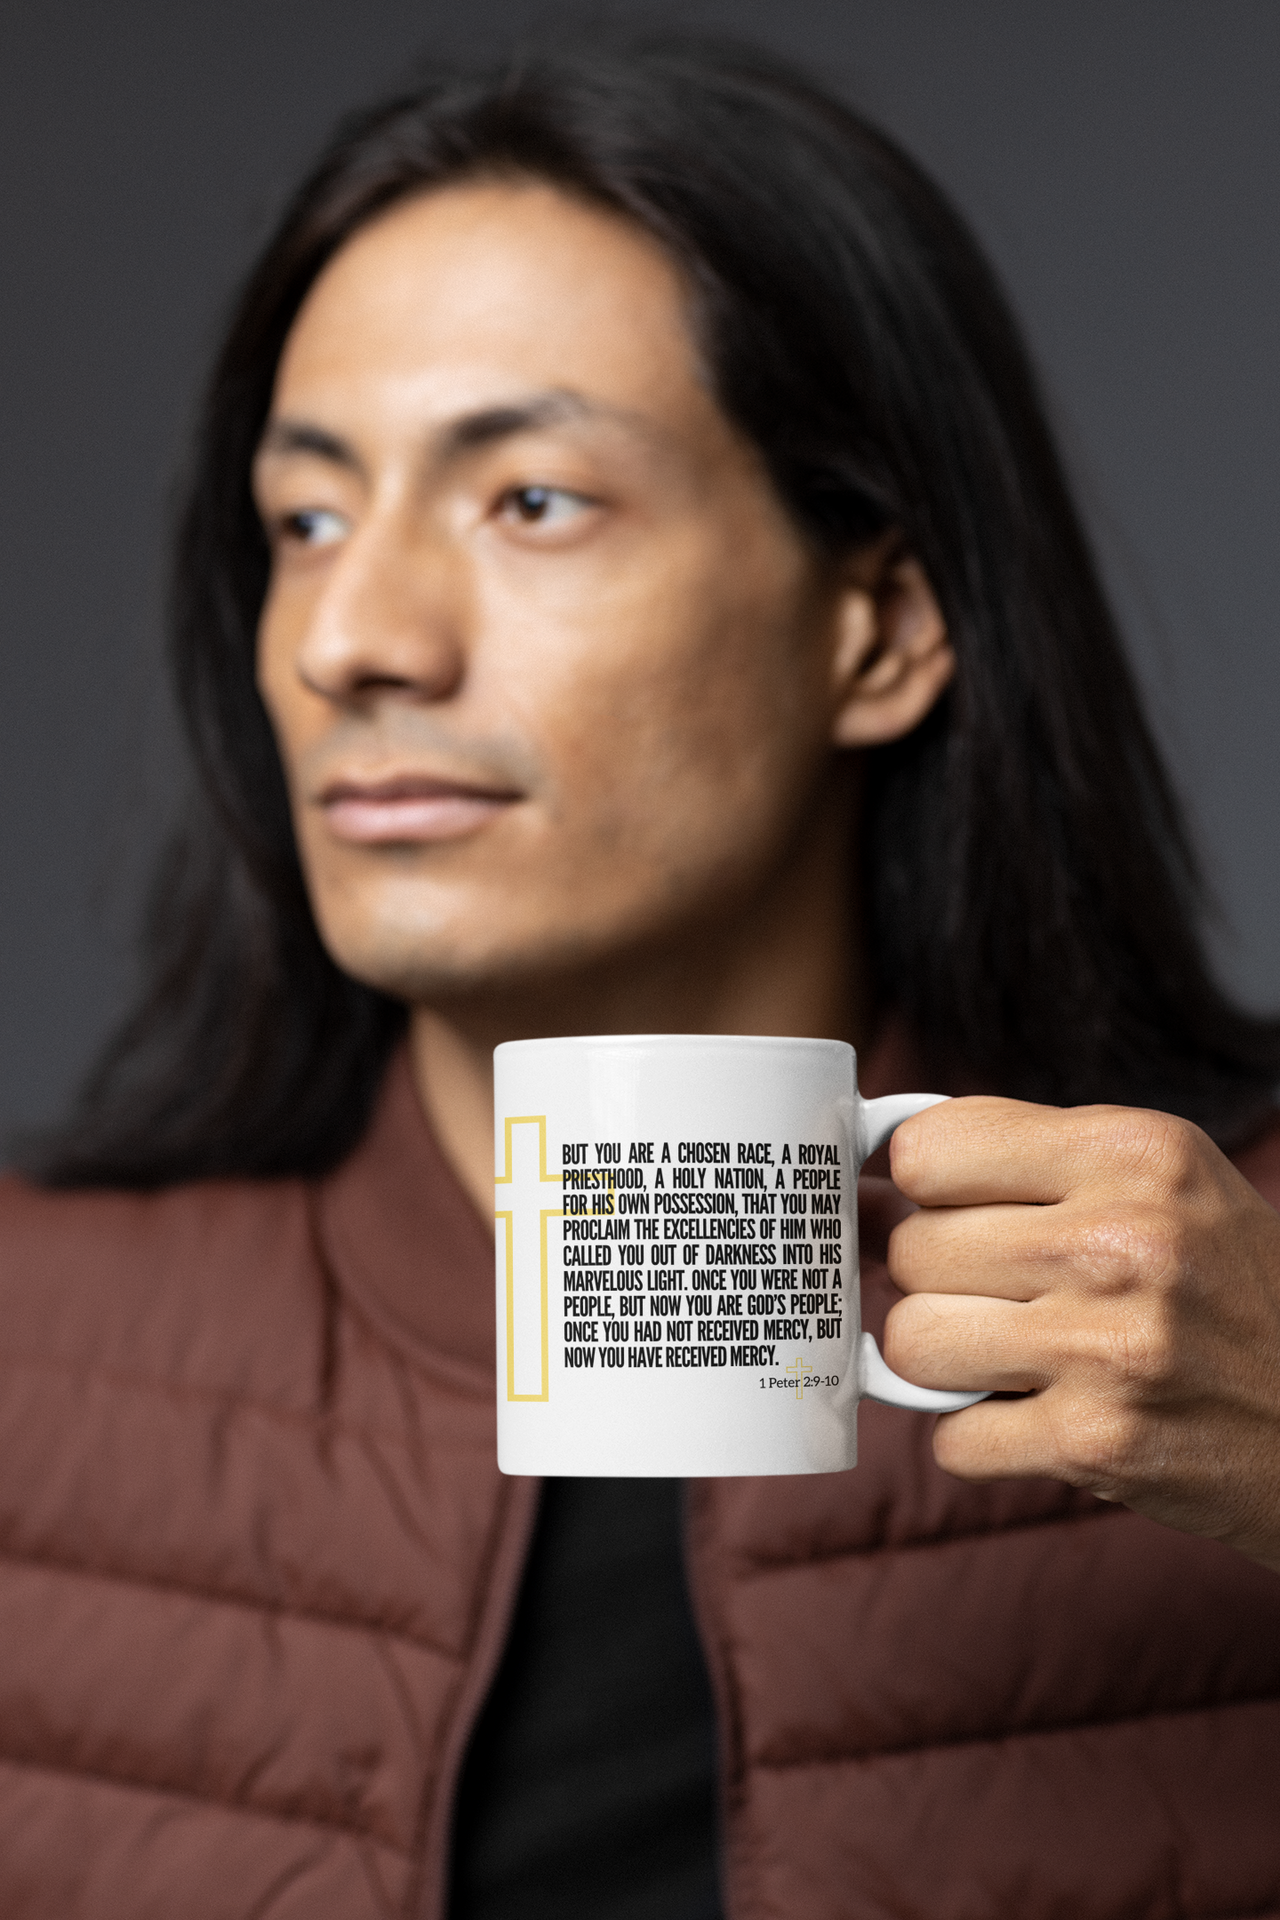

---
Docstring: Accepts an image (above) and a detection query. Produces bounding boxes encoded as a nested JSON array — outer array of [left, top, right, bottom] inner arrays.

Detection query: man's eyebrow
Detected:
[[435, 390, 635, 459], [256, 420, 362, 470], [257, 390, 647, 475]]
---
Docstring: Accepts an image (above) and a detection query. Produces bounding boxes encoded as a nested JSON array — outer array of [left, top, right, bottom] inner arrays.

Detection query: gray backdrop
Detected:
[[2, 0, 1278, 1141]]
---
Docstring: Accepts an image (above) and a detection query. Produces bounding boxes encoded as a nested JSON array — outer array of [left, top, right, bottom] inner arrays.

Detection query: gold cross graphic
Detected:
[[495, 1116, 563, 1402], [785, 1356, 815, 1401]]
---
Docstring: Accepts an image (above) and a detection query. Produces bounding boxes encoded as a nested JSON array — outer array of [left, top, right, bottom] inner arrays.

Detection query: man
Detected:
[[4, 38, 1280, 1918]]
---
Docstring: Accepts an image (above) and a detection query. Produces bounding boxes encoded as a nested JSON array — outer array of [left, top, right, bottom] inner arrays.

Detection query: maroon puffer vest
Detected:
[[2, 1047, 1279, 1918]]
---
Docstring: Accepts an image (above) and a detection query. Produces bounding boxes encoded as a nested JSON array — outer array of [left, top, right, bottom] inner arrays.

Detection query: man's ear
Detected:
[[828, 542, 954, 748]]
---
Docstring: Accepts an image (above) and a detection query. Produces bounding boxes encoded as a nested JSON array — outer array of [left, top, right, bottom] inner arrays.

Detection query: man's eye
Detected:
[[279, 507, 349, 548], [499, 485, 591, 528]]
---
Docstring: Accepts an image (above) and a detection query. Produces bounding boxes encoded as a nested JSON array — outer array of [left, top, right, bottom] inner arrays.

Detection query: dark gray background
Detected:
[[2, 0, 1278, 1140]]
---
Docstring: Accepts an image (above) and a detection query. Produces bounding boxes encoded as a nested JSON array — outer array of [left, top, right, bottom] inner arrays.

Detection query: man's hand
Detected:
[[885, 1097, 1280, 1570]]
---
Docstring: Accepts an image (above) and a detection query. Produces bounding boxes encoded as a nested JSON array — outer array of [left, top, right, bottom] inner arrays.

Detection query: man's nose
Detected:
[[293, 516, 467, 706]]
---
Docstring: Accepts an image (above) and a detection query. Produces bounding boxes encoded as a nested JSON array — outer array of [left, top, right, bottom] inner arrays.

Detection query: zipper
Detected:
[[410, 1472, 543, 1920]]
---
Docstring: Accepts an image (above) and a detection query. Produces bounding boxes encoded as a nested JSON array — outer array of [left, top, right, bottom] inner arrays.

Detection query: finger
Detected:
[[887, 1197, 1179, 1303], [889, 1202, 1062, 1301], [889, 1097, 1069, 1206], [932, 1385, 1280, 1555], [889, 1095, 1210, 1209], [926, 1383, 1160, 1496], [926, 1391, 1094, 1487], [882, 1292, 1051, 1393]]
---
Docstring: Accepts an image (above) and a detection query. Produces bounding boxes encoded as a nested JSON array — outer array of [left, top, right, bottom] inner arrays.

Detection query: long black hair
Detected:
[[29, 31, 1280, 1188]]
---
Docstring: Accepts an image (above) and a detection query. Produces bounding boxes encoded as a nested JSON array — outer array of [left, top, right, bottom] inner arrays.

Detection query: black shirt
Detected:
[[450, 1479, 723, 1918]]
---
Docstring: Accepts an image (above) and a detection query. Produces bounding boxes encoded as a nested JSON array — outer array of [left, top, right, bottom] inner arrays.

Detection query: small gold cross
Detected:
[[785, 1356, 814, 1401]]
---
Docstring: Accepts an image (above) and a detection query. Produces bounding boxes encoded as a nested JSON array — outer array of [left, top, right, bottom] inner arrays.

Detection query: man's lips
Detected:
[[318, 775, 521, 844]]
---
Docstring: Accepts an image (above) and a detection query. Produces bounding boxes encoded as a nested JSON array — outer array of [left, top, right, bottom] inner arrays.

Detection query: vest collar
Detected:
[[314, 1046, 496, 1380]]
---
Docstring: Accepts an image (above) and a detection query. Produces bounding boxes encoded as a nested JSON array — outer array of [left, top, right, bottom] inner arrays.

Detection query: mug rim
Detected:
[[494, 1032, 856, 1057]]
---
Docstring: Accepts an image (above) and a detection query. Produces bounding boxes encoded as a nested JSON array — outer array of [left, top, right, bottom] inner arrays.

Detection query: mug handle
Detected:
[[854, 1091, 989, 1414]]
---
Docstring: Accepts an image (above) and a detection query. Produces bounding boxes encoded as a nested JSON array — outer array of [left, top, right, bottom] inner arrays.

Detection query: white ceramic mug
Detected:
[[494, 1034, 986, 1477]]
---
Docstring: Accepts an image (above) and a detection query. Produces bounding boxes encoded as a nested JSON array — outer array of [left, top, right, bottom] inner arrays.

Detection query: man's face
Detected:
[[254, 180, 847, 1007]]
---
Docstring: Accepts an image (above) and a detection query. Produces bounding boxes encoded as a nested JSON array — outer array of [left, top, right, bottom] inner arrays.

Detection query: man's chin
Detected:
[[318, 929, 604, 1013]]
